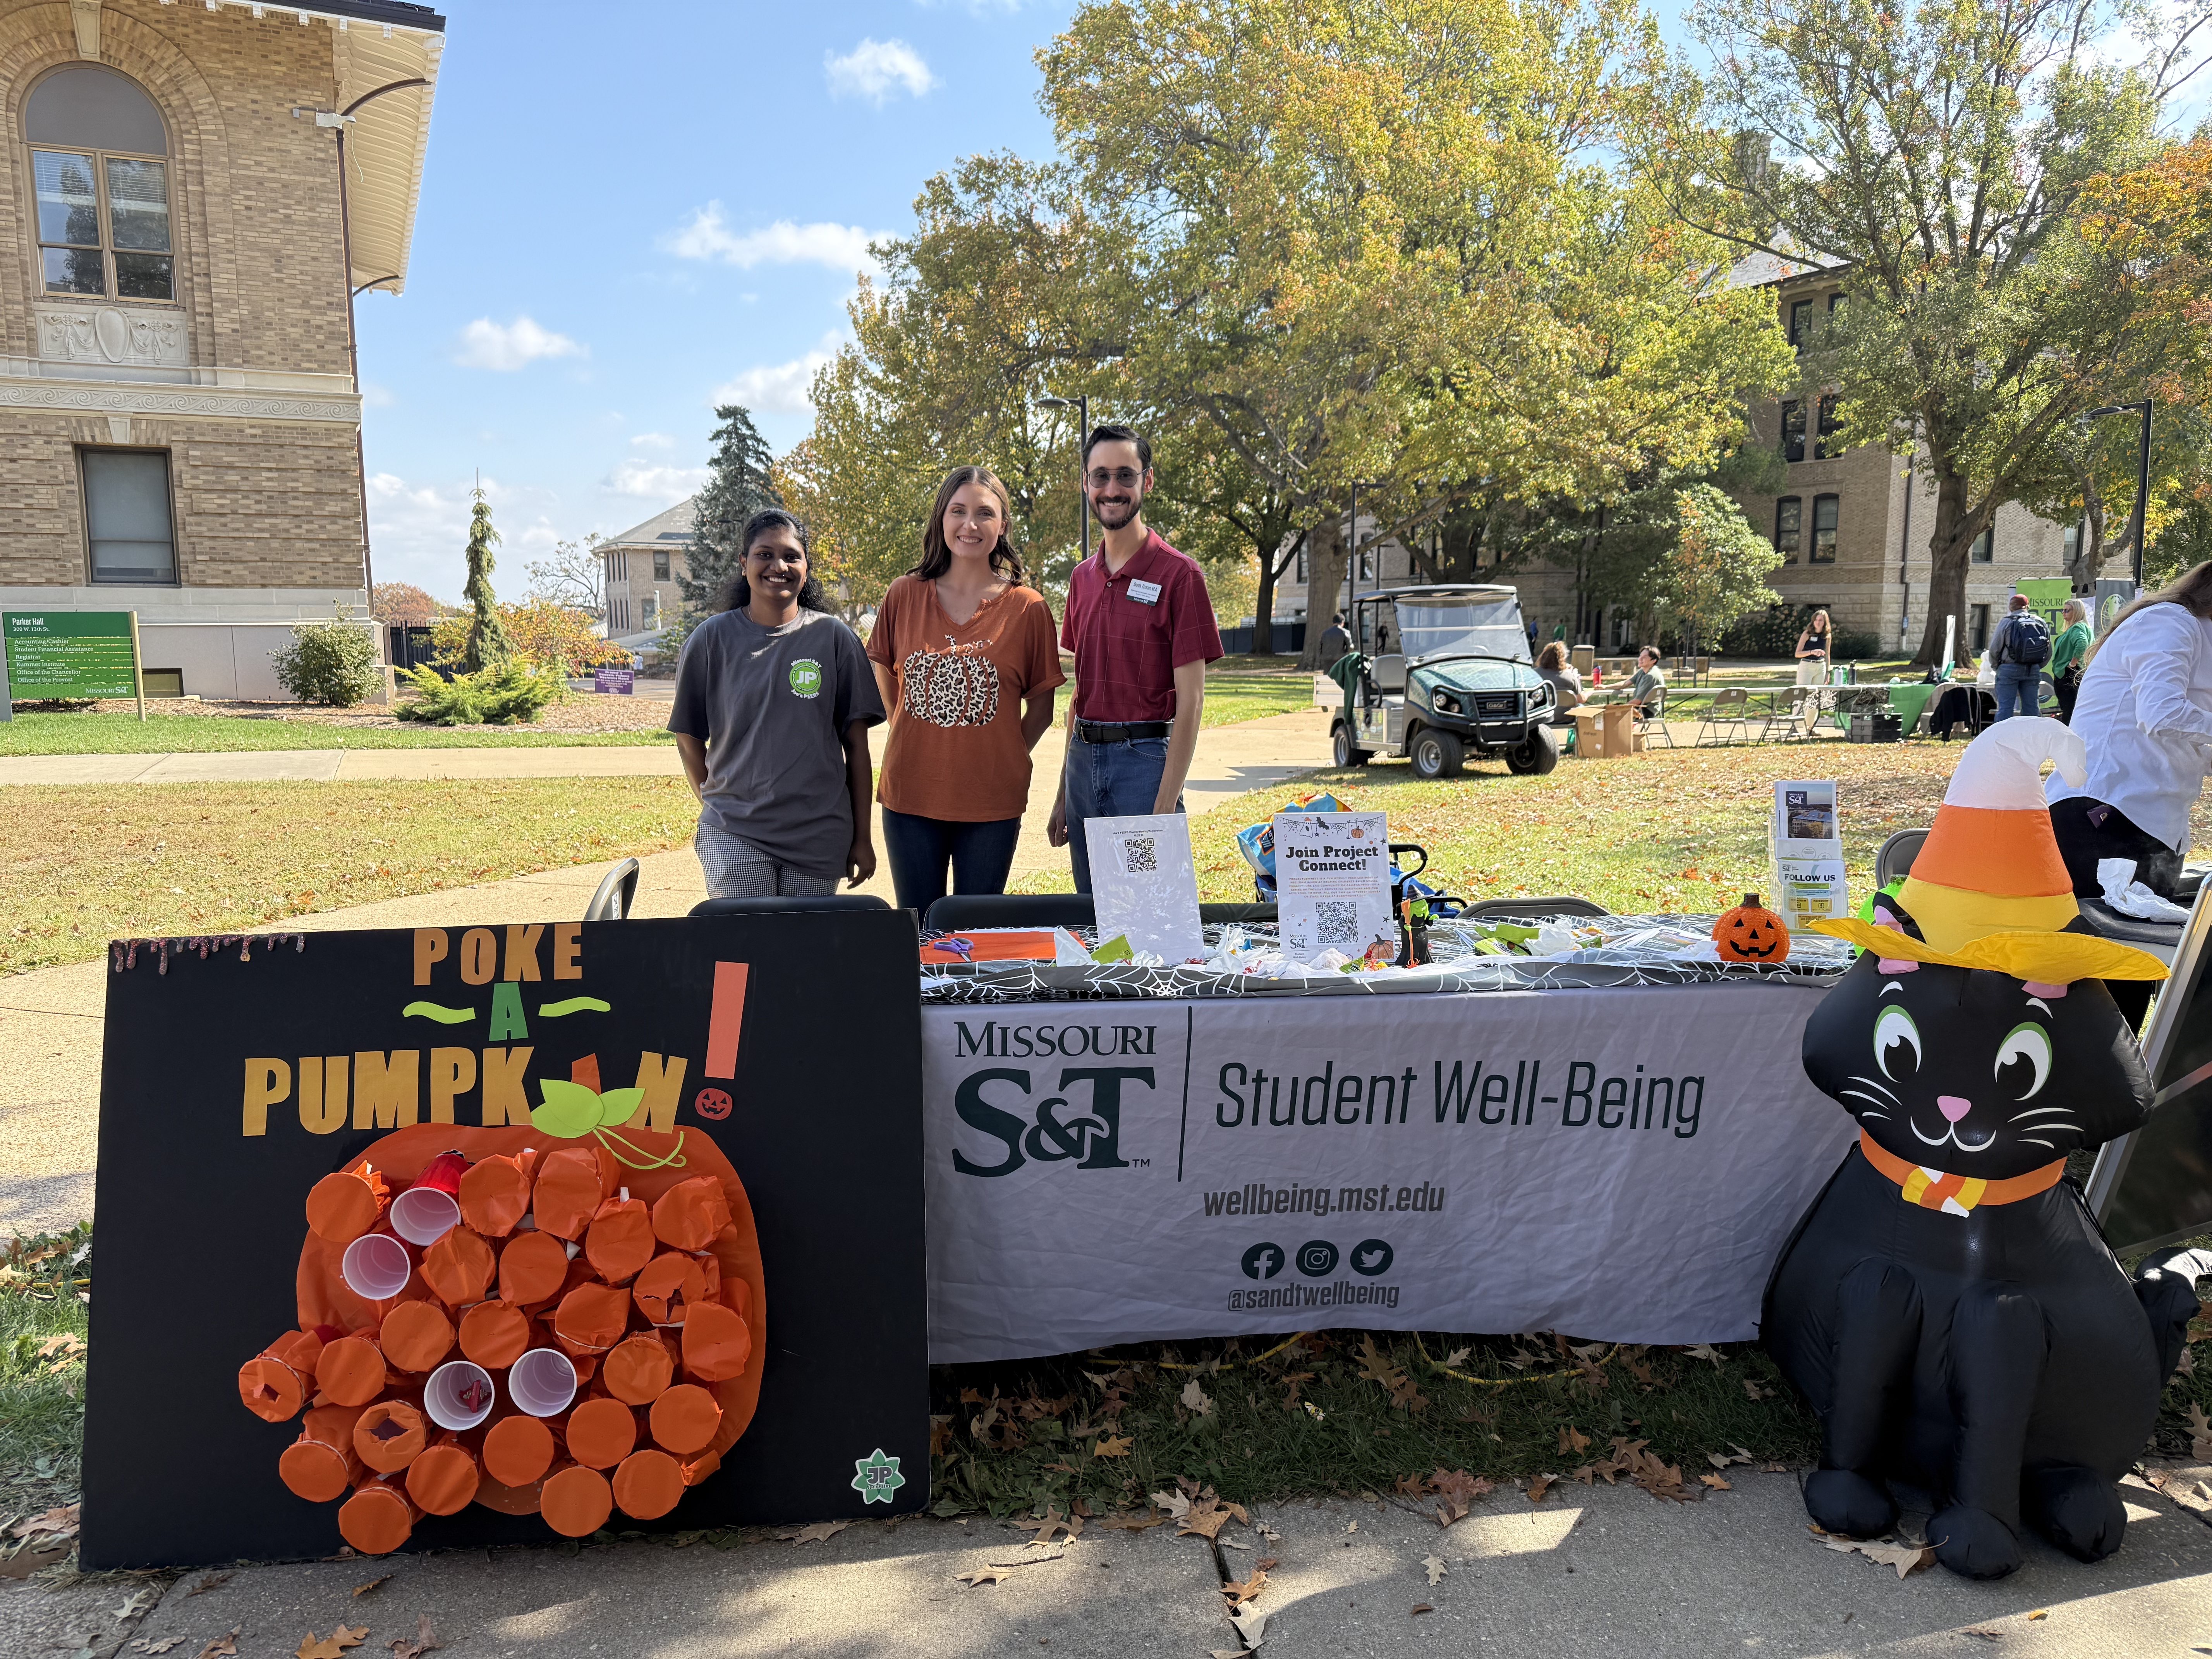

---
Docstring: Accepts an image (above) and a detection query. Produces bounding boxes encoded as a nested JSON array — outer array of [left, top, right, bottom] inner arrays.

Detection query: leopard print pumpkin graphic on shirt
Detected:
[[902, 640, 1000, 728]]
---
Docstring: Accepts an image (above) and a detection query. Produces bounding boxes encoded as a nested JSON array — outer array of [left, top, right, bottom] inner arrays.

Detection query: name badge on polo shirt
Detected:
[[1127, 578, 1163, 606]]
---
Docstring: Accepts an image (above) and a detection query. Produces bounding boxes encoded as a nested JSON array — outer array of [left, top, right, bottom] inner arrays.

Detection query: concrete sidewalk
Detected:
[[0, 708, 1333, 1237], [11, 1466, 2212, 1658]]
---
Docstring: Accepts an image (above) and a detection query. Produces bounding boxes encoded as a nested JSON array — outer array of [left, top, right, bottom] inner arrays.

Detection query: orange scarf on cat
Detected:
[[1858, 1131, 2065, 1216]]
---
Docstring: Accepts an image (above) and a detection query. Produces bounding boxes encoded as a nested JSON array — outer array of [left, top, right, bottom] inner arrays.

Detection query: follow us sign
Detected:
[[917, 985, 1855, 1364]]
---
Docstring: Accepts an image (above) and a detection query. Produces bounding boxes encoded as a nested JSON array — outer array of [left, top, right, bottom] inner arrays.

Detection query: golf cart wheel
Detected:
[[1506, 729, 1559, 776], [1409, 728, 1465, 780], [1332, 725, 1370, 768]]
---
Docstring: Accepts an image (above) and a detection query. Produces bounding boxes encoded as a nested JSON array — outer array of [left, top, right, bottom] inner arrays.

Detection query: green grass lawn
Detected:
[[0, 778, 701, 974], [0, 711, 675, 755], [0, 1228, 89, 1570]]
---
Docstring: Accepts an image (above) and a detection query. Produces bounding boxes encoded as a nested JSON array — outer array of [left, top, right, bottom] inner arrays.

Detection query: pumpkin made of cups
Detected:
[[1714, 893, 1790, 963]]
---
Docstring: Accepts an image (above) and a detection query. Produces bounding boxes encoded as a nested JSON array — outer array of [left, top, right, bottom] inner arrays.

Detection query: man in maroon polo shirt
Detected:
[[1046, 424, 1224, 893]]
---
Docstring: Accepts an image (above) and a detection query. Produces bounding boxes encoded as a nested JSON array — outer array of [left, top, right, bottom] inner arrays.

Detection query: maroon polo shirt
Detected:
[[1060, 529, 1224, 723]]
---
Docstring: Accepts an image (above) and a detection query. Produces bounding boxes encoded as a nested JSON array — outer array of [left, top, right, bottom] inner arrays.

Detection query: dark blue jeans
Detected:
[[1994, 664, 2042, 720], [881, 807, 1023, 919], [1065, 733, 1182, 894]]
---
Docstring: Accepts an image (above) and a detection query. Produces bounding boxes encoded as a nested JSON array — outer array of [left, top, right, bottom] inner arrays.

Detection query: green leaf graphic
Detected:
[[401, 1001, 476, 1024], [530, 1077, 604, 1139], [596, 1087, 646, 1128], [538, 997, 612, 1018]]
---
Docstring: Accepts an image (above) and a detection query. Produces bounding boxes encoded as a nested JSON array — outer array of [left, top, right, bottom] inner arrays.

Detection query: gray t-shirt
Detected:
[[668, 608, 884, 878]]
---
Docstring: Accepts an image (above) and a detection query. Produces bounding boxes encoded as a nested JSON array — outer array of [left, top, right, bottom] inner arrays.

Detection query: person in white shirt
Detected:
[[2046, 563, 2212, 904]]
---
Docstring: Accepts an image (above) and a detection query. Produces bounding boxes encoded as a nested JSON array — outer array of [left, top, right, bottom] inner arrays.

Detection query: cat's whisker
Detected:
[[1839, 1090, 1894, 1114], [2010, 1107, 2078, 1121], [2019, 1137, 2056, 1149], [1845, 1074, 1901, 1101]]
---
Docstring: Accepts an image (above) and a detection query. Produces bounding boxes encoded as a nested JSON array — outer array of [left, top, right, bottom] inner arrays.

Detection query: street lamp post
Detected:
[[1034, 393, 1091, 561], [2081, 401, 2154, 588]]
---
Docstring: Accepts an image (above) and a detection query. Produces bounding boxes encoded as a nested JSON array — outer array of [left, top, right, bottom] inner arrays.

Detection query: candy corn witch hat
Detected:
[[1813, 720, 2168, 984]]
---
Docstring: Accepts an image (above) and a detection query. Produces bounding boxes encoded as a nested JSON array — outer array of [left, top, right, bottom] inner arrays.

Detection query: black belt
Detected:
[[1075, 720, 1171, 744]]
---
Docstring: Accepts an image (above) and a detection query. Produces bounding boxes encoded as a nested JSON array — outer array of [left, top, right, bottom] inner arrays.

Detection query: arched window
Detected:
[[24, 65, 172, 302]]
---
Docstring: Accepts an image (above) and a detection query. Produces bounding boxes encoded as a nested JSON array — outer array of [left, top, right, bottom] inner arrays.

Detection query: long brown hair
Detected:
[[2087, 562, 2212, 664], [914, 466, 1027, 585]]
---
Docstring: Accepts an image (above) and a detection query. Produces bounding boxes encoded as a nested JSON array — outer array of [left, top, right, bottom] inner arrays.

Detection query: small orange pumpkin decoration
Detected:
[[1714, 892, 1790, 963]]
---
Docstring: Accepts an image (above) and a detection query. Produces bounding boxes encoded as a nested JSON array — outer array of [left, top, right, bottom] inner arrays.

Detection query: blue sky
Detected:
[[359, 0, 1078, 601]]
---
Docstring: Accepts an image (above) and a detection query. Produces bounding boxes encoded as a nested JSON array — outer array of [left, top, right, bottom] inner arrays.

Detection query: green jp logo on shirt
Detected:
[[788, 658, 823, 699]]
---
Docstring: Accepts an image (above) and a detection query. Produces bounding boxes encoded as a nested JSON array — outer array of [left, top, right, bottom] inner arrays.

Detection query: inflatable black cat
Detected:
[[1767, 720, 2210, 1579]]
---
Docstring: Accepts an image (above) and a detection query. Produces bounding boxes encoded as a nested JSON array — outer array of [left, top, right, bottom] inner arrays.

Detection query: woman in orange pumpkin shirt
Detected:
[[867, 466, 1065, 915]]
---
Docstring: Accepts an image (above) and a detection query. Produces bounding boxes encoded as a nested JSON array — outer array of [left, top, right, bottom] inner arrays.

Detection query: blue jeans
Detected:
[[1994, 664, 2042, 720], [880, 807, 1022, 918], [1065, 734, 1182, 894]]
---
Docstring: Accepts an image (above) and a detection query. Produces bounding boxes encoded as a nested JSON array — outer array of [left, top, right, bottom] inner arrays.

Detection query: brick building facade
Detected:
[[0, 0, 441, 697], [600, 497, 694, 642]]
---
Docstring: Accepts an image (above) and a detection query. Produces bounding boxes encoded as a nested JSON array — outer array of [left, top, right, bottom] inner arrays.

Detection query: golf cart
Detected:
[[1329, 584, 1559, 780]]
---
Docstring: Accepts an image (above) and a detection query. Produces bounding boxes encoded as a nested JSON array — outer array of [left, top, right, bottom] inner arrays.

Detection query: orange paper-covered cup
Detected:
[[406, 1437, 481, 1516], [239, 1329, 322, 1422], [482, 1413, 556, 1488], [602, 1333, 675, 1406], [680, 1302, 752, 1382], [306, 1162, 388, 1246], [612, 1448, 685, 1520], [338, 1477, 420, 1555], [378, 1300, 455, 1374], [649, 1383, 722, 1455], [532, 1147, 606, 1240], [585, 1197, 655, 1285], [498, 1230, 571, 1307], [315, 1334, 388, 1408], [564, 1396, 639, 1470], [457, 1299, 531, 1370], [459, 1153, 533, 1238], [278, 1404, 367, 1503], [553, 1281, 630, 1357], [421, 1226, 495, 1309], [632, 1253, 709, 1326], [651, 1174, 732, 1254], [680, 1446, 721, 1486], [541, 1463, 614, 1538], [353, 1399, 429, 1474]]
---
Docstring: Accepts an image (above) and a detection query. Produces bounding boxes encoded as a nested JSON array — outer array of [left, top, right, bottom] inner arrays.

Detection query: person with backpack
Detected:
[[1990, 592, 2052, 720]]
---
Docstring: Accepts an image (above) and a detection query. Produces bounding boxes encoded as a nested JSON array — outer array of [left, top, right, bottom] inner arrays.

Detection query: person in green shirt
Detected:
[[2049, 598, 2092, 723]]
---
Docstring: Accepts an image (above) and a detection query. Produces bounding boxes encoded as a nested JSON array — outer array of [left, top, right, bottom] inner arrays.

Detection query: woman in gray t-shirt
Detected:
[[668, 510, 885, 898]]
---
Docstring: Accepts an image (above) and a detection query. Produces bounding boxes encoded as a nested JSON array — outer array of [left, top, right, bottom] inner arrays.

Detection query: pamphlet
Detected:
[[1770, 780, 1846, 931], [1085, 814, 1206, 963], [1274, 809, 1395, 962]]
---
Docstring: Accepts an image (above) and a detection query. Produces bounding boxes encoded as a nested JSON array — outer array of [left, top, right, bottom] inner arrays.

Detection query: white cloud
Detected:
[[452, 316, 587, 372], [366, 472, 563, 596], [713, 335, 841, 417], [663, 207, 883, 277], [605, 460, 711, 501], [360, 382, 396, 408], [825, 37, 936, 105], [629, 432, 675, 450]]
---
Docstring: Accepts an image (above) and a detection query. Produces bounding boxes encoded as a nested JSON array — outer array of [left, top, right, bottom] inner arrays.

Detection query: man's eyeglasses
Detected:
[[1086, 468, 1142, 489]]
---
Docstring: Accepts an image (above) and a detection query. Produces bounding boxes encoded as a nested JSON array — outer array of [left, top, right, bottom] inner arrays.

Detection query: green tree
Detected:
[[1659, 484, 1784, 653], [1667, 0, 2212, 665], [461, 488, 512, 673], [679, 404, 783, 616]]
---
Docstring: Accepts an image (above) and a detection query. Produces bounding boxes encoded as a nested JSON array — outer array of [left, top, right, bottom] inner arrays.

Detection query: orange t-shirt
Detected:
[[867, 575, 1066, 823]]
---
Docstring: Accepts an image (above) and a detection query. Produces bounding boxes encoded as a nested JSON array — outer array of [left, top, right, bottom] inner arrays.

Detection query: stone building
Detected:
[[0, 0, 441, 698], [600, 496, 693, 641]]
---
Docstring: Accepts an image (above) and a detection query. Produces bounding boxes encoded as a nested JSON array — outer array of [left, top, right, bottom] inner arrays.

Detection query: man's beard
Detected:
[[1091, 493, 1140, 531]]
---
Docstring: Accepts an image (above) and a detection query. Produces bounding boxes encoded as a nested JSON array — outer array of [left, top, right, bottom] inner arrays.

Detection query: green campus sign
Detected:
[[3, 611, 139, 701]]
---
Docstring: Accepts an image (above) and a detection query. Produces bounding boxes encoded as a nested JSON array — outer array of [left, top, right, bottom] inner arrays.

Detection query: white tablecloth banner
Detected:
[[922, 984, 1855, 1362]]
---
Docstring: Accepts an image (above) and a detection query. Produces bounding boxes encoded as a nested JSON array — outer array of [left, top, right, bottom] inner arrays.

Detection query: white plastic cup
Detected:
[[508, 1348, 578, 1418], [390, 1186, 462, 1247], [340, 1233, 412, 1302], [424, 1360, 498, 1431]]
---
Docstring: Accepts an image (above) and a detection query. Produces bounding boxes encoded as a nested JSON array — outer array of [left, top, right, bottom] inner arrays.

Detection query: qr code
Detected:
[[1122, 836, 1159, 874], [1315, 901, 1360, 945]]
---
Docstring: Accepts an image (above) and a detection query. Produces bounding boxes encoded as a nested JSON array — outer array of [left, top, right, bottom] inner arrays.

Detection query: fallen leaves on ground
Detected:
[[114, 1590, 161, 1622], [2189, 1403, 2212, 1462], [1222, 1566, 1269, 1604], [1411, 1602, 1435, 1615], [779, 1521, 852, 1544], [2028, 1609, 2049, 1621], [10, 1504, 78, 1541], [1422, 1553, 1447, 1586], [1824, 1538, 1936, 1579], [194, 1632, 239, 1659], [1570, 1436, 1697, 1502], [1743, 1379, 1775, 1401], [1707, 1446, 1755, 1469], [387, 1617, 442, 1659], [955, 1565, 1015, 1588], [188, 1573, 234, 1597], [1353, 1336, 1430, 1412], [1440, 1346, 1472, 1368], [1180, 1377, 1214, 1417], [1394, 1467, 1494, 1527], [1526, 1474, 1557, 1504], [1093, 1434, 1132, 1458], [1682, 1344, 1724, 1367], [1558, 1425, 1591, 1456], [1228, 1606, 1268, 1647], [350, 1575, 390, 1598], [128, 1641, 185, 1655], [295, 1629, 368, 1659], [1173, 1486, 1248, 1541], [1701, 1474, 1732, 1491], [1016, 1507, 1082, 1545], [1095, 1508, 1167, 1531]]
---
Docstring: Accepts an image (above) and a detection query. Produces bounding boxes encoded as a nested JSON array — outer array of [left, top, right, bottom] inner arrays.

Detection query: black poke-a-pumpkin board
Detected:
[[81, 911, 928, 1569]]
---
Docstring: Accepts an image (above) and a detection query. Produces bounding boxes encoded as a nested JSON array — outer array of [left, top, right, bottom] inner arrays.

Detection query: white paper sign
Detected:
[[1086, 814, 1205, 962], [1275, 809, 1395, 961], [1771, 780, 1845, 931]]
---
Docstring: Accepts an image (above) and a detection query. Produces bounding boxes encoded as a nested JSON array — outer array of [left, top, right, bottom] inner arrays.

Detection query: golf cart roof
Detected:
[[1362, 585, 1519, 605]]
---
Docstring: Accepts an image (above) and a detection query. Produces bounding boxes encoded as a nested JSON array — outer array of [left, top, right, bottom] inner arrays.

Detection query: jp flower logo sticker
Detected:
[[851, 1448, 905, 1504], [788, 659, 823, 699]]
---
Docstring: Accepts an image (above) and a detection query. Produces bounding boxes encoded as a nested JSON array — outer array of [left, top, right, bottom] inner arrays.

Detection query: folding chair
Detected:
[[1694, 687, 1758, 746], [1762, 688, 1813, 742], [1633, 692, 1676, 749]]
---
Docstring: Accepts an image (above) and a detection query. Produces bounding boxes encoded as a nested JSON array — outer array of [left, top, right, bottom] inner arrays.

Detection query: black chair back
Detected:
[[689, 895, 893, 917], [925, 894, 1094, 930], [1454, 896, 1611, 921]]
